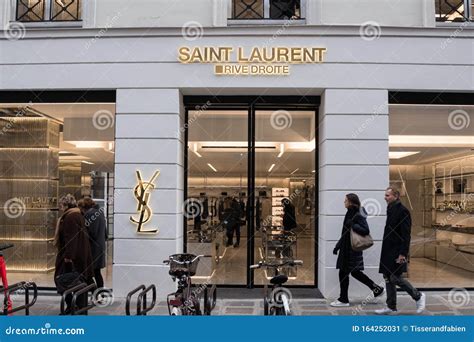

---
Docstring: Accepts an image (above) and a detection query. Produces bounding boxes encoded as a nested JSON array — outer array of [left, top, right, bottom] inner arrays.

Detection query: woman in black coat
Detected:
[[330, 193, 384, 307], [282, 198, 297, 231]]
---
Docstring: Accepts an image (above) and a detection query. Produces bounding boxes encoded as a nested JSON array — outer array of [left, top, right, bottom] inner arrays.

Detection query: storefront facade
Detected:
[[0, 0, 473, 300]]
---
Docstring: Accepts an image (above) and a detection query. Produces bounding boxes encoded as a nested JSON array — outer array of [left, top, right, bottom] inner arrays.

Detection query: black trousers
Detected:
[[338, 268, 378, 303], [226, 223, 240, 245], [94, 268, 104, 289]]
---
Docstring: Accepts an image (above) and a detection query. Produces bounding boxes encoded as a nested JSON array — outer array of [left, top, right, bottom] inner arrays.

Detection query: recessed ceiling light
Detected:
[[389, 151, 420, 159], [81, 161, 94, 165], [207, 163, 217, 172], [268, 164, 275, 172], [277, 144, 285, 158], [290, 168, 299, 175], [389, 135, 474, 147], [193, 143, 202, 158]]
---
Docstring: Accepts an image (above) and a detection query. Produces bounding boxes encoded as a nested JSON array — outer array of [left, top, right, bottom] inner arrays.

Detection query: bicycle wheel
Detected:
[[263, 296, 269, 316]]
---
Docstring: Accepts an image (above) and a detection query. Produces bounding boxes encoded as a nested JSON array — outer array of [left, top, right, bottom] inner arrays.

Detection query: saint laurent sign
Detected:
[[129, 170, 160, 234], [178, 46, 326, 76]]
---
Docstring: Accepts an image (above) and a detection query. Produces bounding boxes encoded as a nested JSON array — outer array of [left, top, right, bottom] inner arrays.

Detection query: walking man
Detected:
[[375, 186, 426, 315]]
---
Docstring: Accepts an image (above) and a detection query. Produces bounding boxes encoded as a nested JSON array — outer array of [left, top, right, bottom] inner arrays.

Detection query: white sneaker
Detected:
[[375, 307, 398, 315], [416, 292, 426, 313], [330, 300, 350, 307]]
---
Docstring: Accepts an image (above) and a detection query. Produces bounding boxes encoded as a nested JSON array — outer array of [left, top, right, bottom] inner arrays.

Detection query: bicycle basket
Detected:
[[168, 254, 200, 277]]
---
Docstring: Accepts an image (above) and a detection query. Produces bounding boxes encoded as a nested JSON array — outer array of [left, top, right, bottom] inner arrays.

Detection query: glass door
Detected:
[[185, 108, 249, 285], [184, 97, 318, 287], [253, 108, 316, 285]]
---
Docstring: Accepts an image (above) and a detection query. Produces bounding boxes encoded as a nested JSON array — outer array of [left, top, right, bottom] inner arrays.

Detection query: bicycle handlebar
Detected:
[[250, 259, 303, 269], [162, 254, 212, 265]]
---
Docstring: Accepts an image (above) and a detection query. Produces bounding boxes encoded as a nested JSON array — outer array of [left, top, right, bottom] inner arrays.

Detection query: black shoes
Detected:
[[233, 242, 240, 248], [373, 286, 385, 298]]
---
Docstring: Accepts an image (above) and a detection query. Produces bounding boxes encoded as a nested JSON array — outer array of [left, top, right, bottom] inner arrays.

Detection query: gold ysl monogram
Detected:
[[129, 170, 160, 234]]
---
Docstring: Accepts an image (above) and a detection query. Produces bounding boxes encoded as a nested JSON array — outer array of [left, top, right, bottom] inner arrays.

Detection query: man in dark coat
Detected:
[[282, 198, 297, 231], [376, 187, 425, 315]]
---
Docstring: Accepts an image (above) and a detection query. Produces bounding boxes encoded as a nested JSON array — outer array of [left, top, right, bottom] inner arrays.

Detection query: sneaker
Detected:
[[375, 307, 398, 315], [373, 286, 385, 298], [416, 292, 426, 314], [330, 300, 350, 307]]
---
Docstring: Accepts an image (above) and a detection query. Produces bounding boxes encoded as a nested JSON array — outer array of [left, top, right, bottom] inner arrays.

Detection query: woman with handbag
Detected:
[[330, 193, 384, 307], [54, 194, 94, 314]]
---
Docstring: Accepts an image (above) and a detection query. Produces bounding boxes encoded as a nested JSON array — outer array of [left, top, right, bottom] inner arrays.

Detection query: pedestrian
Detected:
[[54, 194, 94, 314], [77, 197, 107, 290], [375, 187, 425, 315], [331, 193, 384, 307], [281, 198, 297, 231], [223, 197, 241, 248]]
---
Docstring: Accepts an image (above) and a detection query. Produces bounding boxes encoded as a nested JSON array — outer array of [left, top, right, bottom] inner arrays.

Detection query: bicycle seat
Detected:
[[270, 274, 288, 285]]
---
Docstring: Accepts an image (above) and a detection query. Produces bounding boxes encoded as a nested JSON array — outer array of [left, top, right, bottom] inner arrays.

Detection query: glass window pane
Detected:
[[254, 109, 316, 285], [16, 0, 45, 22], [233, 0, 264, 19], [187, 109, 249, 285], [51, 0, 81, 21], [389, 104, 474, 288], [435, 0, 467, 22]]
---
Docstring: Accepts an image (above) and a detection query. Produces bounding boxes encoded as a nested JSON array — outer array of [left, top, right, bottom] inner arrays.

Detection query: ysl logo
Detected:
[[130, 170, 160, 234]]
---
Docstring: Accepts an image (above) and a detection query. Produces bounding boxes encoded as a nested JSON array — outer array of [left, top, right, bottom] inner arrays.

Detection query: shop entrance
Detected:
[[183, 96, 319, 287]]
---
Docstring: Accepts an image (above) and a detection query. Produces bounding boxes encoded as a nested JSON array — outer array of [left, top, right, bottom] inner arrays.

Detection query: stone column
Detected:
[[318, 89, 389, 300], [113, 88, 184, 297]]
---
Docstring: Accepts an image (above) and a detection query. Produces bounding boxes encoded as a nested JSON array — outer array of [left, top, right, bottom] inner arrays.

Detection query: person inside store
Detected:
[[375, 187, 426, 315], [223, 196, 242, 248], [54, 194, 94, 314], [78, 197, 107, 294], [281, 198, 297, 231], [331, 193, 384, 307]]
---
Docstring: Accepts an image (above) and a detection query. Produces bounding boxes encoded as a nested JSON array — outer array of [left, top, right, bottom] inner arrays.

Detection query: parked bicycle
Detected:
[[250, 259, 303, 315], [163, 254, 216, 315]]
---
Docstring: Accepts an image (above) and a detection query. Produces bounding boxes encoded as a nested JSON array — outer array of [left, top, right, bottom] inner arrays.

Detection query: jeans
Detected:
[[338, 269, 379, 303], [383, 273, 421, 310]]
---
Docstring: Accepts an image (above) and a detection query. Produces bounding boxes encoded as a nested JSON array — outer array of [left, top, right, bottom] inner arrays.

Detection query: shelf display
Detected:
[[0, 117, 59, 272]]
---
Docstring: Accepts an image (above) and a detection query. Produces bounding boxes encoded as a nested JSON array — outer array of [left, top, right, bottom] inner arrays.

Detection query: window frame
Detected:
[[13, 0, 83, 25], [229, 0, 306, 25]]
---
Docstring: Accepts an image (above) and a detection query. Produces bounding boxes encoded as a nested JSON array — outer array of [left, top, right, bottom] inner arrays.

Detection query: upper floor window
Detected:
[[16, 0, 81, 22], [232, 0, 303, 20], [435, 0, 473, 22]]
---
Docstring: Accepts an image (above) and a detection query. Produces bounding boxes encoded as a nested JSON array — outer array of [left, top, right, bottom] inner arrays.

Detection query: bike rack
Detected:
[[125, 284, 145, 315], [203, 284, 217, 315], [137, 284, 156, 316], [60, 282, 97, 315], [71, 283, 97, 315], [125, 284, 156, 316], [0, 281, 38, 315]]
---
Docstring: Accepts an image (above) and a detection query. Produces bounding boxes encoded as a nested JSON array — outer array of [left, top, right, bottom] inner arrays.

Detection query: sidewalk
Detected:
[[13, 290, 474, 316]]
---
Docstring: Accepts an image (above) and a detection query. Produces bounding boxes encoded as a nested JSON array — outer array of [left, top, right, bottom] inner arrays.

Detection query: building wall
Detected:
[[1, 0, 436, 29], [0, 25, 472, 297]]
